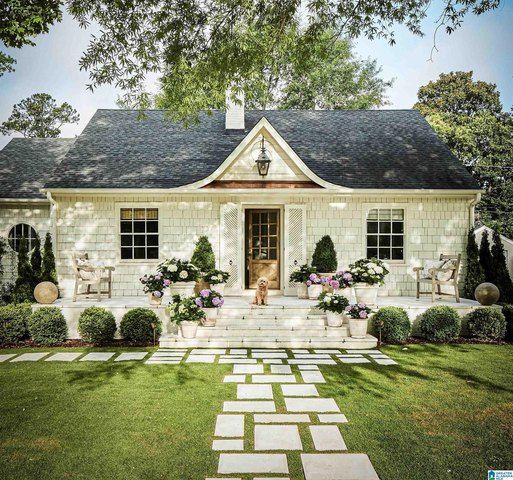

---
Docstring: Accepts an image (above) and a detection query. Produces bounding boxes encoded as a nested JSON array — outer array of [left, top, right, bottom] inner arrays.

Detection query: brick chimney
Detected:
[[225, 89, 245, 130]]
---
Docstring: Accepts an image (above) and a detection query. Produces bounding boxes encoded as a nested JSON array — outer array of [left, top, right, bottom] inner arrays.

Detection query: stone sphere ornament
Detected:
[[474, 282, 500, 306], [34, 282, 59, 304]]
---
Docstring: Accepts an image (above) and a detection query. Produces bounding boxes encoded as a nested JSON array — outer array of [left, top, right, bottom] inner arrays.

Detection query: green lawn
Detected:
[[0, 344, 512, 480]]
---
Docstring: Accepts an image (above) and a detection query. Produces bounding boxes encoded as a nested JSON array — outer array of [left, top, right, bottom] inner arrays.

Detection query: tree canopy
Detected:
[[415, 71, 513, 238], [0, 93, 80, 138]]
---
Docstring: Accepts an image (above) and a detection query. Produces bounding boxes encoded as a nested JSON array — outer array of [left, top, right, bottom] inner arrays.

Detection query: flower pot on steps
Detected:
[[212, 283, 226, 296], [307, 284, 323, 300], [148, 292, 163, 306], [180, 321, 199, 338], [201, 307, 218, 327], [326, 311, 344, 327], [297, 284, 308, 299], [353, 283, 379, 305], [349, 317, 369, 338], [169, 281, 196, 297]]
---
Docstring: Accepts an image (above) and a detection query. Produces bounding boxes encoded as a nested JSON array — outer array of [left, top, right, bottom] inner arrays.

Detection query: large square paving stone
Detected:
[[224, 375, 246, 383], [339, 358, 371, 364], [212, 439, 244, 451], [252, 375, 296, 383], [237, 384, 273, 399], [0, 354, 17, 362], [281, 384, 319, 397], [310, 425, 347, 451], [115, 352, 148, 361], [373, 358, 398, 365], [288, 359, 336, 365], [218, 453, 289, 474], [270, 365, 292, 374], [223, 401, 276, 413], [254, 414, 311, 423], [220, 358, 257, 364], [11, 352, 50, 362], [190, 348, 225, 354], [45, 352, 82, 362], [252, 352, 288, 359], [285, 398, 339, 413], [233, 364, 264, 374], [215, 414, 245, 437], [186, 355, 215, 363], [80, 352, 115, 361], [255, 425, 303, 451], [301, 453, 379, 480], [300, 371, 326, 383]]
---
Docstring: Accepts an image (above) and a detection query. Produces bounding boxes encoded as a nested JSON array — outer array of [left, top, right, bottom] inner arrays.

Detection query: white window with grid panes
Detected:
[[8, 223, 38, 252], [366, 208, 404, 261], [119, 208, 159, 260]]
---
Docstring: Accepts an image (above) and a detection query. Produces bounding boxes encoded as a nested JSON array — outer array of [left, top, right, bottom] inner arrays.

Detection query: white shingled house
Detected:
[[0, 99, 483, 346]]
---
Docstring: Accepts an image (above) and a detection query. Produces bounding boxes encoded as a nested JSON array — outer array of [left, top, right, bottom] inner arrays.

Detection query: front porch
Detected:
[[41, 295, 481, 349]]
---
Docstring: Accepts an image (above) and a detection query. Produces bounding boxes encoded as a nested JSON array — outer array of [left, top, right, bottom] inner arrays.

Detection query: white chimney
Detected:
[[225, 89, 245, 130]]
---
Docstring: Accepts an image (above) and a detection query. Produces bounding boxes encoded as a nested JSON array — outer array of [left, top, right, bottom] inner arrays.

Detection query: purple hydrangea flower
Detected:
[[212, 297, 222, 307], [194, 297, 203, 307], [309, 273, 318, 282], [343, 272, 352, 280], [306, 280, 312, 287], [359, 310, 368, 319], [153, 291, 162, 298], [200, 289, 210, 298], [358, 303, 366, 309], [345, 305, 351, 311], [330, 280, 340, 290], [164, 279, 171, 286]]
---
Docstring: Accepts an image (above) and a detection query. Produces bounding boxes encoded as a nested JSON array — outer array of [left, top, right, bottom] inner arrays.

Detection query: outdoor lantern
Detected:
[[255, 136, 271, 177]]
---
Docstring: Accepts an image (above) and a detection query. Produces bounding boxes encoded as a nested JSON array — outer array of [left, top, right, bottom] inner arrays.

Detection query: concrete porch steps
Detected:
[[195, 326, 350, 338]]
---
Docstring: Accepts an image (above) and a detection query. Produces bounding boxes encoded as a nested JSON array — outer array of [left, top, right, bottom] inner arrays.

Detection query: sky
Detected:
[[1, 1, 512, 149]]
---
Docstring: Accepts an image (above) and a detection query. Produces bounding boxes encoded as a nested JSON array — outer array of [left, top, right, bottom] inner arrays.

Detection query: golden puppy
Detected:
[[253, 277, 269, 306]]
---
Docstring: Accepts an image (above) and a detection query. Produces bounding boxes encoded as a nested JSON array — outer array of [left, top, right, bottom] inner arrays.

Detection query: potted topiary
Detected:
[[349, 258, 389, 305], [193, 289, 224, 327], [317, 292, 349, 327], [167, 294, 205, 338], [191, 236, 216, 292], [345, 303, 372, 338], [158, 258, 199, 297], [289, 264, 317, 299], [326, 270, 354, 300], [311, 235, 338, 282], [306, 273, 323, 299], [204, 269, 230, 296], [140, 273, 169, 305]]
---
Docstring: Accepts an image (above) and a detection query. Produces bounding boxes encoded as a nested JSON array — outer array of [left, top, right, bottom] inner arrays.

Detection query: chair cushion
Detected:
[[421, 260, 445, 279], [437, 259, 457, 281]]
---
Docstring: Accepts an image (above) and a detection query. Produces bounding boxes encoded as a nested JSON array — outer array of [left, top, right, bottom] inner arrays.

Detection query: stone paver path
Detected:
[[11, 352, 50, 362], [46, 352, 83, 362], [80, 352, 115, 361]]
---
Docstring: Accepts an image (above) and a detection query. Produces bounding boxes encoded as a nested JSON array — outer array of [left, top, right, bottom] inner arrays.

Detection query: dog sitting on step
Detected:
[[253, 277, 269, 306]]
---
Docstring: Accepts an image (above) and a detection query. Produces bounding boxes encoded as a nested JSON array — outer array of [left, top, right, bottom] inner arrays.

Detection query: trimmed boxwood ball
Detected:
[[78, 307, 117, 344], [120, 308, 162, 343], [503, 305, 513, 341], [418, 305, 461, 342], [466, 307, 506, 340], [372, 306, 411, 344], [0, 303, 31, 343], [28, 307, 67, 345]]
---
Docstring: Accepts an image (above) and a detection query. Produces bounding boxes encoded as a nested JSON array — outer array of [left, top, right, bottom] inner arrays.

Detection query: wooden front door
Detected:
[[245, 209, 280, 289]]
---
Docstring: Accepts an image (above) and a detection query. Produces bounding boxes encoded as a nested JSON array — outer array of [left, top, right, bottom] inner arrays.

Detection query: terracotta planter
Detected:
[[195, 278, 210, 295], [169, 281, 196, 297], [201, 307, 218, 327], [297, 284, 308, 299], [180, 321, 199, 338], [148, 292, 163, 306], [349, 317, 369, 338], [307, 284, 323, 300], [353, 283, 379, 305], [326, 311, 344, 327], [212, 283, 226, 296]]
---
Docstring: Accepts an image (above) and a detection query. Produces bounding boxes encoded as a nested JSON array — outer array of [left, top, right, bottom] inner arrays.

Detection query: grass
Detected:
[[0, 344, 512, 479]]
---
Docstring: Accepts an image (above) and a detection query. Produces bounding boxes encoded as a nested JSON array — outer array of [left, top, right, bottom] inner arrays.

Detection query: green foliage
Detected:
[[28, 306, 67, 345], [289, 264, 317, 284], [479, 230, 494, 282], [0, 93, 80, 138], [490, 230, 513, 304], [10, 284, 34, 304], [0, 236, 6, 279], [311, 236, 337, 273], [167, 295, 205, 324], [41, 233, 57, 284], [30, 234, 42, 285], [190, 236, 216, 273], [0, 303, 31, 343], [317, 292, 349, 314], [13, 237, 34, 303], [418, 305, 461, 342], [0, 52, 16, 78], [78, 307, 117, 344], [466, 307, 506, 340], [415, 71, 513, 238], [503, 304, 513, 341], [463, 228, 485, 299], [372, 307, 411, 344], [120, 308, 162, 343]]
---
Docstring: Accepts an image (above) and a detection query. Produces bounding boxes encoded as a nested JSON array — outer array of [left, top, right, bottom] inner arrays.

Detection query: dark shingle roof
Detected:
[[44, 109, 479, 190], [0, 138, 74, 199]]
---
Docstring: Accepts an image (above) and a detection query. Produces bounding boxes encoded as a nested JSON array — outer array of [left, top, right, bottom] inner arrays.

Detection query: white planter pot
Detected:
[[297, 284, 309, 299], [169, 281, 196, 298], [148, 292, 163, 306], [201, 307, 218, 327], [180, 321, 199, 338], [307, 284, 323, 300], [212, 283, 226, 296], [349, 318, 369, 338], [333, 287, 352, 302], [353, 283, 379, 305], [326, 311, 344, 327]]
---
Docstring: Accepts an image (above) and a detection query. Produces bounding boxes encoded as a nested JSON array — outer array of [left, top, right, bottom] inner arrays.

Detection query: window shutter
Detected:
[[284, 204, 307, 295], [219, 203, 243, 294]]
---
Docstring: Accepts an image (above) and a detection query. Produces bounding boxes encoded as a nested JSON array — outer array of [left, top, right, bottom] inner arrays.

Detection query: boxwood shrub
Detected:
[[78, 307, 117, 344], [0, 303, 31, 343], [503, 304, 513, 341], [120, 308, 162, 343], [372, 306, 411, 344], [418, 305, 461, 342], [466, 307, 506, 341], [28, 307, 67, 345]]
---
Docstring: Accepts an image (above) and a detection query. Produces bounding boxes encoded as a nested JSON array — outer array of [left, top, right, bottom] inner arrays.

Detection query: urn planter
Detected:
[[349, 317, 369, 338], [353, 283, 379, 305], [307, 284, 323, 300], [201, 307, 218, 327], [180, 321, 199, 338], [326, 311, 345, 327], [212, 283, 226, 296], [169, 281, 196, 297], [297, 284, 309, 299], [148, 292, 163, 306]]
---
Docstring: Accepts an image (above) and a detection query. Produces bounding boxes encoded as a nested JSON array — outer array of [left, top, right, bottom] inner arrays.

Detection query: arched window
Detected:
[[8, 224, 38, 252]]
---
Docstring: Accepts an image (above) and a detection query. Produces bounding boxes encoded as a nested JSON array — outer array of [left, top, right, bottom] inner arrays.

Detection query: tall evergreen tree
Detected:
[[30, 234, 42, 285], [15, 237, 32, 287], [479, 230, 494, 282], [311, 235, 338, 273], [191, 236, 216, 273], [463, 228, 485, 299], [41, 233, 57, 284], [490, 230, 513, 304]]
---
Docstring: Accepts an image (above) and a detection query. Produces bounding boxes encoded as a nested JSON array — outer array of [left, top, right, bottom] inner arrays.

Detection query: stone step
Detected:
[[219, 307, 323, 317], [216, 318, 327, 327], [196, 327, 350, 338]]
